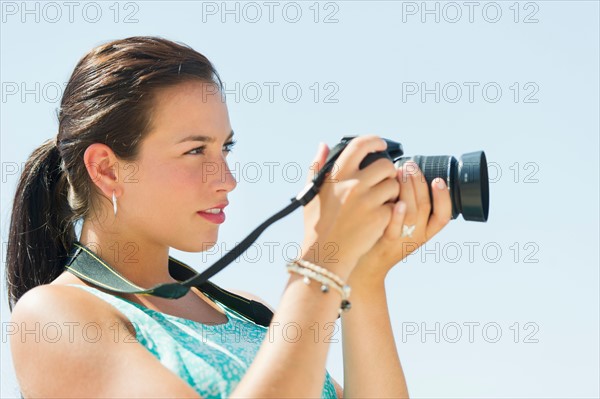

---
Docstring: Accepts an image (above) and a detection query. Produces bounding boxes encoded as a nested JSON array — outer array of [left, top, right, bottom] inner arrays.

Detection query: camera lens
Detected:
[[395, 151, 489, 222]]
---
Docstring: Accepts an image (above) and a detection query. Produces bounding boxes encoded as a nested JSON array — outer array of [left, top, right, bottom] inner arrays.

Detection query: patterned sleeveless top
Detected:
[[67, 284, 338, 398]]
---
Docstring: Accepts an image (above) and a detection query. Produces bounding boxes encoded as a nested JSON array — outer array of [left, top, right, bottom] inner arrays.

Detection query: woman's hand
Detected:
[[349, 161, 453, 283], [299, 136, 400, 281]]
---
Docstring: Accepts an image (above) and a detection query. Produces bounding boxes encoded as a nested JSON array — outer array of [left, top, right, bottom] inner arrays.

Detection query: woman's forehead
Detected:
[[145, 81, 230, 143]]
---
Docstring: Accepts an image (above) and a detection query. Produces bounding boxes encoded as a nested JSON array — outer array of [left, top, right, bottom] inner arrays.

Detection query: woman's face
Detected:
[[118, 80, 237, 252]]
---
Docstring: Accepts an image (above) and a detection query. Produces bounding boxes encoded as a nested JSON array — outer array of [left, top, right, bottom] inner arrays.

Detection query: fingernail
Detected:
[[397, 201, 407, 214], [436, 178, 446, 189]]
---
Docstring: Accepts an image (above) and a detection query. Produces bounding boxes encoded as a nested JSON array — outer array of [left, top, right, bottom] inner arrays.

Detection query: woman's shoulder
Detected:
[[11, 278, 131, 331], [9, 282, 202, 398]]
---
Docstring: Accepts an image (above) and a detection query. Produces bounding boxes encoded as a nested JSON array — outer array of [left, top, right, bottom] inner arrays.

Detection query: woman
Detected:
[[6, 36, 452, 398]]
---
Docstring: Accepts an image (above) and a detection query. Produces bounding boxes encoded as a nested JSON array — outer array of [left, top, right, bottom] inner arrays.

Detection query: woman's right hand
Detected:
[[299, 135, 400, 280]]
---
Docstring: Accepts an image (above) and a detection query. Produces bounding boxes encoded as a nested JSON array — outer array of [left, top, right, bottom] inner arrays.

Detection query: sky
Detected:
[[1, 1, 599, 398]]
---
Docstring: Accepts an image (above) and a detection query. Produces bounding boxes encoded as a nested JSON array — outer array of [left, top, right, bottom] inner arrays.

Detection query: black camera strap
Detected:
[[64, 139, 354, 305], [65, 242, 276, 327]]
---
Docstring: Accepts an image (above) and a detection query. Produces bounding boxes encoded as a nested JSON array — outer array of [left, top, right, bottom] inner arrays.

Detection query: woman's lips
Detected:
[[197, 209, 226, 224]]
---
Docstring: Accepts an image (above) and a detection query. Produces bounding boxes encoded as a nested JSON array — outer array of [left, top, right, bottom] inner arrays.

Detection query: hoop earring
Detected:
[[112, 190, 118, 216]]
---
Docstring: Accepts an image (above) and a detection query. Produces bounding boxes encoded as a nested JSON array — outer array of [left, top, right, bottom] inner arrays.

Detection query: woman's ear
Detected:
[[83, 143, 121, 198]]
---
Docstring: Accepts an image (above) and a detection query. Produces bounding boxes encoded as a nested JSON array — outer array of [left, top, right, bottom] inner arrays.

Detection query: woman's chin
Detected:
[[196, 240, 217, 253], [174, 234, 218, 253], [194, 234, 219, 252]]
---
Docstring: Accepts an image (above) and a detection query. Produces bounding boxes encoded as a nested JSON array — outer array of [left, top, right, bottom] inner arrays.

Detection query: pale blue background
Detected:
[[1, 1, 599, 398]]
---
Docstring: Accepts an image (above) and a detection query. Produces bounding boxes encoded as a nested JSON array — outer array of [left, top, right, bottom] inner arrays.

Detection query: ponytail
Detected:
[[5, 138, 76, 311]]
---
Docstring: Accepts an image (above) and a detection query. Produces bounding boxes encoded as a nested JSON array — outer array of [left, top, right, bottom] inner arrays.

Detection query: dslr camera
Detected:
[[326, 136, 489, 222]]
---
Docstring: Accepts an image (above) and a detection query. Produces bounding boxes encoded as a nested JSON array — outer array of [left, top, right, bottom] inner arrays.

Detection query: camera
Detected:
[[327, 136, 489, 222]]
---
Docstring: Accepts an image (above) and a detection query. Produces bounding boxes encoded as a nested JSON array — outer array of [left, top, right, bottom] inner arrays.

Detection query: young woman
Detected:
[[6, 36, 452, 398]]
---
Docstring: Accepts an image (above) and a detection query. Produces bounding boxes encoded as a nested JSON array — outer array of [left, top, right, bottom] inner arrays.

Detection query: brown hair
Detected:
[[5, 36, 223, 310]]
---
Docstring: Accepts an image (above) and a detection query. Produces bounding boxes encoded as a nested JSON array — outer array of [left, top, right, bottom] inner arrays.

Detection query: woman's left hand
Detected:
[[349, 161, 453, 284]]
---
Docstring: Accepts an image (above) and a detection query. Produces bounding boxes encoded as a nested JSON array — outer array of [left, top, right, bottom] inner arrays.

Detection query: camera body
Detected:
[[325, 136, 489, 222]]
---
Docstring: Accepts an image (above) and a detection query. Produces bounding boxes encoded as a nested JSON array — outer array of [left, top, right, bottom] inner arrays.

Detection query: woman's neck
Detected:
[[78, 218, 178, 288]]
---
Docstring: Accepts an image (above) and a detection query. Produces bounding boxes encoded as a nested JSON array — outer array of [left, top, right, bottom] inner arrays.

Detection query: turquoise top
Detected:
[[67, 284, 338, 398]]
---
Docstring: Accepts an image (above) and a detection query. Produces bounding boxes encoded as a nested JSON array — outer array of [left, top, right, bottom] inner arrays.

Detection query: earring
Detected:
[[112, 190, 118, 216]]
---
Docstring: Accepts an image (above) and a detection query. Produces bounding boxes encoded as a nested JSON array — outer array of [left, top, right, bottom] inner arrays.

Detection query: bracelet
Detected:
[[286, 262, 343, 295], [286, 263, 352, 314], [292, 258, 351, 303], [285, 261, 352, 314], [287, 260, 350, 298], [290, 258, 351, 300], [293, 258, 346, 288]]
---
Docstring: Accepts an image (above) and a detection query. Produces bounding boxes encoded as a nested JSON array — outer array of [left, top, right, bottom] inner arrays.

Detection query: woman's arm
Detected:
[[231, 136, 398, 398], [230, 289, 345, 398], [340, 274, 409, 398], [230, 271, 346, 398], [339, 161, 453, 398]]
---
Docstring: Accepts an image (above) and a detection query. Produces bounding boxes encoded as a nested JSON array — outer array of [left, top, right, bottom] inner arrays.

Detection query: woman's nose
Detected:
[[204, 158, 236, 192], [221, 160, 237, 192]]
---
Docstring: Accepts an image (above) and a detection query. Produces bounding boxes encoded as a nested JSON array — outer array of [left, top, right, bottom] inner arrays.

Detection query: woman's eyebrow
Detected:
[[176, 130, 234, 144]]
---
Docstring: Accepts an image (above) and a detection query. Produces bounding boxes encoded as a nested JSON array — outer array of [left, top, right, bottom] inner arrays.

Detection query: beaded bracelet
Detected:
[[291, 259, 351, 307], [288, 259, 349, 297], [285, 261, 352, 314], [285, 263, 352, 314], [293, 258, 346, 288]]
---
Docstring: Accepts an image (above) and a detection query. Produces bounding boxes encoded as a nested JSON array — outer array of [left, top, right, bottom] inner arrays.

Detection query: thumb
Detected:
[[306, 142, 329, 185]]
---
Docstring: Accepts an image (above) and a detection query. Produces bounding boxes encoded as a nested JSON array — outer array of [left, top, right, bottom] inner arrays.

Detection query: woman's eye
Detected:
[[223, 140, 237, 154], [186, 140, 236, 156], [186, 146, 206, 155]]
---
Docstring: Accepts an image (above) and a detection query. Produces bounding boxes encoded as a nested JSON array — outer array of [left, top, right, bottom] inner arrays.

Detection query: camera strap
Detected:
[[64, 140, 351, 303], [64, 242, 275, 327]]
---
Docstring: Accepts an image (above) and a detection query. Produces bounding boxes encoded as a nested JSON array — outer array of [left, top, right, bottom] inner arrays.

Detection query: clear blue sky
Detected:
[[1, 1, 598, 397]]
